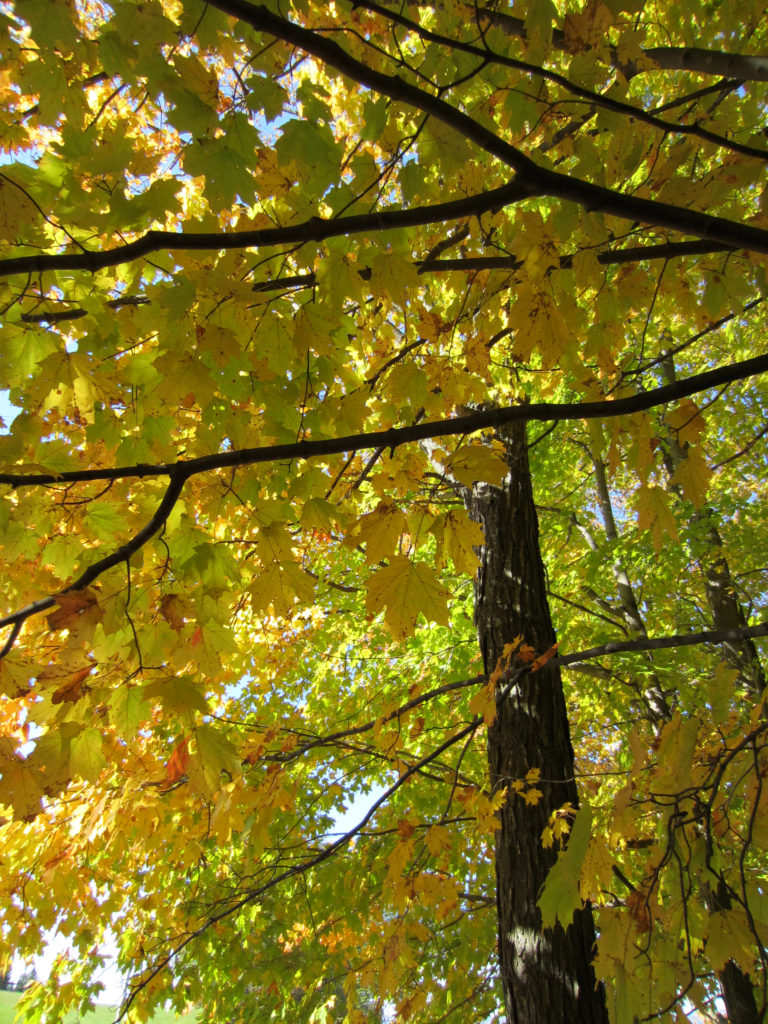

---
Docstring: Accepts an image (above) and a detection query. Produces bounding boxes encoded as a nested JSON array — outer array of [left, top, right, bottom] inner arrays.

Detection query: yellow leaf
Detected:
[[446, 445, 507, 488], [70, 727, 106, 783], [143, 675, 210, 718], [293, 304, 337, 358], [507, 282, 571, 367], [425, 825, 452, 858], [300, 496, 339, 534], [430, 509, 485, 573], [653, 713, 699, 793], [671, 448, 711, 506], [210, 786, 245, 842], [705, 909, 757, 971], [347, 499, 407, 564], [174, 55, 218, 109], [256, 521, 295, 564], [47, 588, 103, 632], [366, 556, 450, 639], [579, 834, 615, 899], [369, 251, 421, 307], [563, 0, 613, 53], [250, 562, 315, 618], [473, 789, 505, 835], [1, 760, 44, 820], [0, 175, 39, 242], [634, 484, 678, 554], [194, 724, 242, 785], [469, 678, 497, 727], [666, 399, 706, 446]]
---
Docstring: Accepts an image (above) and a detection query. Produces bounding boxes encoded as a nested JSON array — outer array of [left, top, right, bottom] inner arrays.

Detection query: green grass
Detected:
[[0, 990, 197, 1023]]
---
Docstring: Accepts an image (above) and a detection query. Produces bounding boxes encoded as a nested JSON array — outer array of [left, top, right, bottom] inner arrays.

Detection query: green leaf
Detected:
[[70, 728, 107, 784], [538, 803, 592, 928]]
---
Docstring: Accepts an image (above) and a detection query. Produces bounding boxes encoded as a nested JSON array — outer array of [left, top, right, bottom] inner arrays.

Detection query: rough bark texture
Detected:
[[467, 423, 608, 1024]]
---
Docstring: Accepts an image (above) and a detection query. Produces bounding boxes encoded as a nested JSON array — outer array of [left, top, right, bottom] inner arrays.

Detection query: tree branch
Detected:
[[351, 1, 768, 160], [0, 182, 531, 279], [2, 352, 766, 489], [478, 7, 768, 82], [205, 0, 768, 254], [117, 718, 480, 1021], [551, 622, 768, 670], [2, 355, 767, 656], [0, 471, 187, 658], [9, 239, 734, 327]]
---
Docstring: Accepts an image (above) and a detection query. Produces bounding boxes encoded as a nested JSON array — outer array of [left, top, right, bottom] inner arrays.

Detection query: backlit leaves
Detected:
[[0, 0, 767, 1022], [366, 556, 451, 639]]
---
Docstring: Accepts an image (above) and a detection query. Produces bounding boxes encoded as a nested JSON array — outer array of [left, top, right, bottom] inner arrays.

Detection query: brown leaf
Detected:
[[51, 665, 93, 704], [47, 588, 102, 631]]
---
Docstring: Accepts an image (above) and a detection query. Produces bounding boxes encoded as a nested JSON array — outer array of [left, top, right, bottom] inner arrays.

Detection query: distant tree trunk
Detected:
[[700, 521, 765, 697], [659, 357, 763, 1024], [467, 422, 608, 1024], [699, 521, 763, 1024]]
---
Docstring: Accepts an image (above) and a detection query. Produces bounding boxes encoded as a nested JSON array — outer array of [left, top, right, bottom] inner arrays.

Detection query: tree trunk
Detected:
[[700, 522, 765, 697], [467, 423, 608, 1024]]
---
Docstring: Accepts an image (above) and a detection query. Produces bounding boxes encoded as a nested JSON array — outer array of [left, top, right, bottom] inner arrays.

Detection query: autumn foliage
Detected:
[[1, 0, 768, 1022]]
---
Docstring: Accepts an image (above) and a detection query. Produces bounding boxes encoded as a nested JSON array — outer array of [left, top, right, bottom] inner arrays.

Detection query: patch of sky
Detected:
[[324, 782, 391, 838], [0, 391, 20, 432]]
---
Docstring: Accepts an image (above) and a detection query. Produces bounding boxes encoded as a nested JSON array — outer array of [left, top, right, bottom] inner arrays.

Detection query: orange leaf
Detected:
[[166, 738, 190, 783], [51, 665, 94, 705], [531, 643, 558, 672], [47, 588, 102, 631]]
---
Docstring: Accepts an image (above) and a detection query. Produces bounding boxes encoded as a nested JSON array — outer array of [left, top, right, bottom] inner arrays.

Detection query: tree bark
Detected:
[[700, 522, 765, 697], [467, 423, 608, 1024]]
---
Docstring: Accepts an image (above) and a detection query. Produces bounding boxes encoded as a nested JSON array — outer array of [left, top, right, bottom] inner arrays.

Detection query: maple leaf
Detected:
[[347, 499, 407, 564], [563, 0, 613, 53], [634, 484, 678, 554], [1, 761, 45, 820], [430, 509, 485, 574], [365, 556, 450, 639], [0, 174, 39, 242], [671, 447, 711, 506], [666, 399, 706, 446], [445, 446, 508, 488], [1, 3, 767, 1022], [166, 737, 190, 784], [47, 589, 103, 632], [538, 802, 593, 929]]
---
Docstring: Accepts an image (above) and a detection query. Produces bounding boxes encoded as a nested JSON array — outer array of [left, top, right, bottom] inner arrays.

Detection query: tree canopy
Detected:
[[1, 0, 768, 1022]]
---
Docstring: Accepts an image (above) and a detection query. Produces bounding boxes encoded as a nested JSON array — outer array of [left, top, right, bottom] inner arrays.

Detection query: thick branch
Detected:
[[12, 240, 735, 326], [419, 238, 735, 274], [353, 1, 768, 160], [2, 356, 767, 655], [0, 183, 530, 279], [479, 7, 768, 82], [2, 352, 766, 489], [0, 471, 187, 657], [205, 0, 768, 254], [552, 621, 768, 669]]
